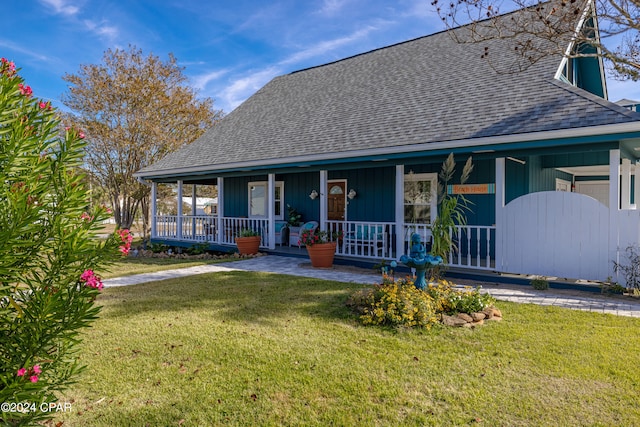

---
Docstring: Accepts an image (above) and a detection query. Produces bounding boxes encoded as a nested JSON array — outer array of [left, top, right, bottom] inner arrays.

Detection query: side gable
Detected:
[[555, 2, 607, 98]]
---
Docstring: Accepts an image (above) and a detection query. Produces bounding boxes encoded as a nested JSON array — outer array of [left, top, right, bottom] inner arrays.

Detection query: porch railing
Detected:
[[327, 220, 397, 260], [153, 215, 495, 270], [449, 225, 496, 270], [153, 215, 270, 247]]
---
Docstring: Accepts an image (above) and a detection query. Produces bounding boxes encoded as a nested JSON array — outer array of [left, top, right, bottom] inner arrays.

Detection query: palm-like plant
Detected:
[[430, 154, 474, 276]]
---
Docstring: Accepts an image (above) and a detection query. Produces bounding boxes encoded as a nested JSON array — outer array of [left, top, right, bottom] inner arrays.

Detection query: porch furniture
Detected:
[[344, 224, 387, 257], [289, 221, 319, 247], [203, 220, 215, 237], [274, 221, 289, 246]]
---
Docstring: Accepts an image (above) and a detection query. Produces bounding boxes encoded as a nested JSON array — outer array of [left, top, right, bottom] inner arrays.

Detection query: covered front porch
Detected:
[[149, 163, 497, 271], [148, 138, 640, 283]]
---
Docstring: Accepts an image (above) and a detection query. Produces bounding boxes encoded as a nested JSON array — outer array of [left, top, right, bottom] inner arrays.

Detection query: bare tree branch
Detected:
[[432, 0, 640, 80]]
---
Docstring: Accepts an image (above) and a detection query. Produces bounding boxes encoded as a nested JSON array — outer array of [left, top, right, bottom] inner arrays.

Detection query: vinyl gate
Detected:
[[499, 191, 612, 280]]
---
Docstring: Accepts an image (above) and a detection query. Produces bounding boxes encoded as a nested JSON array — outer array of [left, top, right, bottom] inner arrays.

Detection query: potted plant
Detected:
[[235, 228, 261, 255], [299, 229, 342, 268], [286, 204, 302, 226]]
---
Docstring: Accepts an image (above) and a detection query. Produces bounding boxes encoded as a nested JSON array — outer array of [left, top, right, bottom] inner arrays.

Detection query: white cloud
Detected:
[[83, 19, 118, 41], [318, 0, 349, 15], [191, 69, 230, 90], [0, 39, 49, 61], [280, 25, 377, 65], [219, 67, 281, 111], [39, 0, 80, 16]]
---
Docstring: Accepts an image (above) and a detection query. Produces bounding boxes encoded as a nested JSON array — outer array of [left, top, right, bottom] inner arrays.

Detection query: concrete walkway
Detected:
[[103, 255, 640, 318]]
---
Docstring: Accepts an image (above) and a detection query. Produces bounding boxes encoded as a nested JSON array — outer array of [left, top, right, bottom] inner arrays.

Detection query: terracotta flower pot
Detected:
[[235, 236, 261, 255], [306, 241, 337, 268]]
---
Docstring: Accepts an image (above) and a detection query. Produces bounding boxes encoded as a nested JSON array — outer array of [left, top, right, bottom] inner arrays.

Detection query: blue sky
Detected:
[[4, 0, 639, 114]]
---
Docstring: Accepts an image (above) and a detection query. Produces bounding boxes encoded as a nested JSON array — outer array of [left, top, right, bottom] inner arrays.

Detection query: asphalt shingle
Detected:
[[138, 8, 640, 178]]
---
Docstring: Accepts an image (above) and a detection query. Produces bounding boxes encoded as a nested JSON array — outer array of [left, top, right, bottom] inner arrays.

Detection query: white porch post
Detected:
[[320, 170, 328, 231], [609, 149, 621, 278], [495, 158, 506, 272], [267, 173, 276, 249], [621, 158, 631, 209], [609, 150, 621, 211], [151, 181, 157, 238], [191, 184, 197, 240], [191, 185, 197, 215], [395, 165, 404, 259], [635, 161, 640, 209], [217, 177, 224, 244], [176, 180, 183, 240]]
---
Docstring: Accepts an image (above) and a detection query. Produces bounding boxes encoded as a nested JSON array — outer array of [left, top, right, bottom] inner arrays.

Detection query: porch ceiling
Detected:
[[557, 165, 609, 176]]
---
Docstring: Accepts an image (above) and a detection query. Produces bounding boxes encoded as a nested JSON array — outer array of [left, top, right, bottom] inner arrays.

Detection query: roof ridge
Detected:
[[290, 0, 560, 75]]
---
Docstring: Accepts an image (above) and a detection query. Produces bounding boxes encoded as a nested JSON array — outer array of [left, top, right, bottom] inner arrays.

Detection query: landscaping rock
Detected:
[[456, 313, 473, 323], [471, 312, 486, 322], [442, 315, 468, 327]]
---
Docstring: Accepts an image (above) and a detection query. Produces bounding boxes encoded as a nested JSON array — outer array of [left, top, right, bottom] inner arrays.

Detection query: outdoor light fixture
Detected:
[[347, 189, 357, 200], [309, 189, 318, 200]]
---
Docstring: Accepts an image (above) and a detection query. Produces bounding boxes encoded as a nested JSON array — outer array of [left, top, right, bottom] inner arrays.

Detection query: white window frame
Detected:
[[248, 181, 284, 219], [404, 172, 437, 225]]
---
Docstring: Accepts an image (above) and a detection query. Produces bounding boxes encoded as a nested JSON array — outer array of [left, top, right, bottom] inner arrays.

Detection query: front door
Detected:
[[327, 181, 346, 221]]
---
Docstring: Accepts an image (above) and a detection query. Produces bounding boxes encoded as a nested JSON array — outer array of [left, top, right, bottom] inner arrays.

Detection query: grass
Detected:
[[54, 272, 640, 426]]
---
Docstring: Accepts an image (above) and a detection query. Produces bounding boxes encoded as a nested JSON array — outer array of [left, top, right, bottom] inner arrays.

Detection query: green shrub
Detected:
[[148, 242, 169, 253], [350, 275, 497, 329], [0, 59, 126, 426], [238, 228, 260, 237], [185, 242, 209, 255], [356, 276, 438, 329], [531, 277, 549, 290], [446, 286, 495, 314]]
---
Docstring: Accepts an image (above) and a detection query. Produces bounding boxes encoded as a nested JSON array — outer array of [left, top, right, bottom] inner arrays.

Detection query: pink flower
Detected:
[[80, 269, 94, 282], [78, 131, 85, 139], [32, 365, 41, 375], [80, 269, 104, 290], [18, 83, 32, 97], [80, 212, 93, 222], [17, 368, 26, 377], [29, 375, 38, 383]]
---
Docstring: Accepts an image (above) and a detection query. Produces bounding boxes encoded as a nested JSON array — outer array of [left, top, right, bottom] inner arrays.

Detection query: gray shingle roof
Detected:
[[138, 11, 640, 178]]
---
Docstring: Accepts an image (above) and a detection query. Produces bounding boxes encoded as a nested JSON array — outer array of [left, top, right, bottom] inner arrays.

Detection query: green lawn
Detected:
[[54, 271, 640, 426]]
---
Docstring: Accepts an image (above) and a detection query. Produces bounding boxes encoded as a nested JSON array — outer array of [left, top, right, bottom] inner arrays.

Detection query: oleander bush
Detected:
[[0, 59, 127, 426]]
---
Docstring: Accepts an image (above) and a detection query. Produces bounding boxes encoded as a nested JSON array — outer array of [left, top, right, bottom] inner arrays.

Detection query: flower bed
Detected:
[[347, 275, 500, 329]]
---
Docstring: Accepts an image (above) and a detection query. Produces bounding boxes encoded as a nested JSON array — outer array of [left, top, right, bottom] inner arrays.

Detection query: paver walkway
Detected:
[[103, 255, 640, 318]]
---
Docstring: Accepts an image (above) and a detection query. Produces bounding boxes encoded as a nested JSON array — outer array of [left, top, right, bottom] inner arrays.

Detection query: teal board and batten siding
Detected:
[[505, 155, 574, 204], [223, 172, 321, 222], [328, 166, 395, 222], [277, 172, 320, 222]]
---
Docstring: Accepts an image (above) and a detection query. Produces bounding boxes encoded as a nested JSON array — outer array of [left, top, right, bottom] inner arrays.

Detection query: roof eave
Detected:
[[135, 121, 640, 180]]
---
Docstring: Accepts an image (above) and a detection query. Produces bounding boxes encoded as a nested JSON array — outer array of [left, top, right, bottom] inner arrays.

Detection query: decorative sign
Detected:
[[447, 183, 496, 195]]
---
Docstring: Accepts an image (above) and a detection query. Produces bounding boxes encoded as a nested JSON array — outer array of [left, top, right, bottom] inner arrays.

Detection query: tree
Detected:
[[432, 0, 640, 80], [62, 45, 223, 236], [0, 58, 128, 426]]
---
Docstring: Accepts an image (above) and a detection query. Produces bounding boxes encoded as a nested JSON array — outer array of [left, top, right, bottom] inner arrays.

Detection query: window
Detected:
[[404, 172, 437, 224], [248, 181, 284, 219]]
